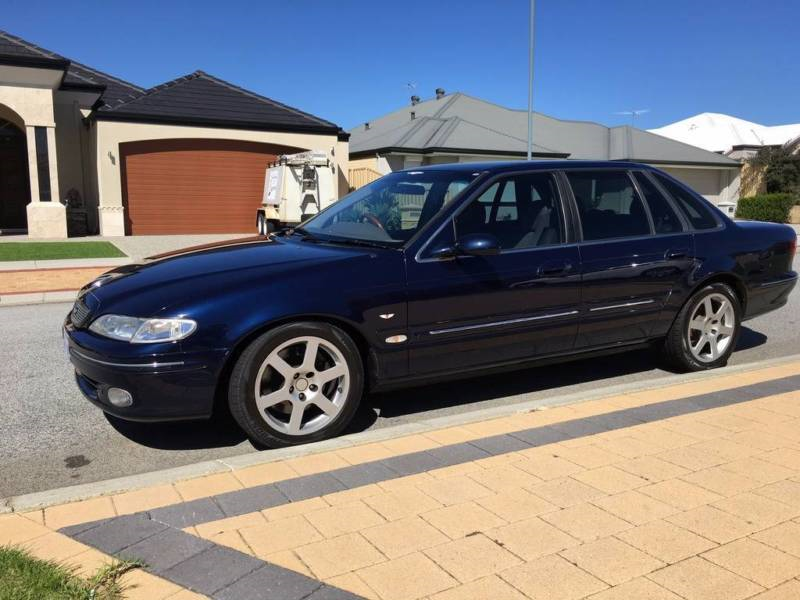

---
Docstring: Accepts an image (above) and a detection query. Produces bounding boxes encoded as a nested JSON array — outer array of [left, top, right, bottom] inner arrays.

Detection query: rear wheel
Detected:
[[228, 322, 363, 448], [664, 282, 741, 371]]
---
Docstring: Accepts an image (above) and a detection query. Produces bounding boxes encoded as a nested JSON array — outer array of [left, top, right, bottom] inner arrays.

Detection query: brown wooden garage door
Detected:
[[121, 139, 299, 235]]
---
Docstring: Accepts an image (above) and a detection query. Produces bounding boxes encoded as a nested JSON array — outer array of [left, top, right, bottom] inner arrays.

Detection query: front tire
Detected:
[[664, 282, 741, 371], [228, 322, 363, 448]]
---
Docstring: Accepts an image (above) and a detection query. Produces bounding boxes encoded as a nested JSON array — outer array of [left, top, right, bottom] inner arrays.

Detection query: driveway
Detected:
[[1, 253, 798, 499]]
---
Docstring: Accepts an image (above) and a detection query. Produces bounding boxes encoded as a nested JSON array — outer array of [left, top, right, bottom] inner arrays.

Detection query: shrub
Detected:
[[735, 193, 798, 223]]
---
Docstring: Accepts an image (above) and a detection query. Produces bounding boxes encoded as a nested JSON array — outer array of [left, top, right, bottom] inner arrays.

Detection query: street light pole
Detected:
[[527, 0, 535, 160]]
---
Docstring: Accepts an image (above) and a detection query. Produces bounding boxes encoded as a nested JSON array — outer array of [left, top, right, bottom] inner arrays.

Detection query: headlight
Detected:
[[89, 315, 197, 343]]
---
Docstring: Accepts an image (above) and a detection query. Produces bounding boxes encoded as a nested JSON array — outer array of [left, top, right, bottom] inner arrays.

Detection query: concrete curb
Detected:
[[0, 256, 132, 271], [0, 290, 79, 306], [5, 352, 800, 513]]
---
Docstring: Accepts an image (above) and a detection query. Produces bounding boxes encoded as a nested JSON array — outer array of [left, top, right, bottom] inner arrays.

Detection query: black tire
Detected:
[[228, 322, 363, 448], [663, 282, 741, 372]]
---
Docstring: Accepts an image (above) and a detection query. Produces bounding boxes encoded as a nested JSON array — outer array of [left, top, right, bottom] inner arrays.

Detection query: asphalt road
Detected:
[[2, 256, 798, 499]]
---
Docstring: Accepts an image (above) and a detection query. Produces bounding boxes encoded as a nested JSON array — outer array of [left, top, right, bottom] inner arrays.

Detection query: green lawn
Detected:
[[0, 242, 126, 262], [0, 545, 141, 600]]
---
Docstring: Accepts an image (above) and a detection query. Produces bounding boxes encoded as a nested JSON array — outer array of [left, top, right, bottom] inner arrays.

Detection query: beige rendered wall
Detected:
[[0, 86, 55, 127], [94, 120, 347, 235]]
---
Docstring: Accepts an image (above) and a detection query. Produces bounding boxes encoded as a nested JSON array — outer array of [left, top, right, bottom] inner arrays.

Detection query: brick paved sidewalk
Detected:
[[4, 361, 800, 599]]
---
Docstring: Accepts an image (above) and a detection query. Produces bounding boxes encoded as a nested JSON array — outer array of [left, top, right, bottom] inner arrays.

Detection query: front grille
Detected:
[[70, 298, 92, 328]]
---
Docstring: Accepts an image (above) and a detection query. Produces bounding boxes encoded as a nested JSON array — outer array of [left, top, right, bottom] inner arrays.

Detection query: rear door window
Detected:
[[652, 173, 718, 230], [566, 170, 651, 241], [633, 172, 683, 234]]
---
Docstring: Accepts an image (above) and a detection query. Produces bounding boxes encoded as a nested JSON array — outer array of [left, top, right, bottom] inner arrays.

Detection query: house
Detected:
[[648, 112, 800, 157], [0, 30, 349, 238], [349, 91, 742, 208]]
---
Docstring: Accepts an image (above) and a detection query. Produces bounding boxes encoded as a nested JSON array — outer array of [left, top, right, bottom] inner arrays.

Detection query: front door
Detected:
[[405, 170, 581, 376], [565, 169, 693, 348], [0, 118, 30, 231]]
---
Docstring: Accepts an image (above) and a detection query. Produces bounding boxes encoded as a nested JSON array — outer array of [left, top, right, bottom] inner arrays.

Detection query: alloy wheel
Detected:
[[253, 335, 350, 436], [687, 292, 736, 363]]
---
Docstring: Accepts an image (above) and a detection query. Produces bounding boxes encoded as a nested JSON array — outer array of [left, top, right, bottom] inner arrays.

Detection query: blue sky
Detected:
[[4, 0, 797, 130]]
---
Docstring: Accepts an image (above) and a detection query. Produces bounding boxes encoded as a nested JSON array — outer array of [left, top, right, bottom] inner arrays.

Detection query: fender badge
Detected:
[[379, 313, 395, 320]]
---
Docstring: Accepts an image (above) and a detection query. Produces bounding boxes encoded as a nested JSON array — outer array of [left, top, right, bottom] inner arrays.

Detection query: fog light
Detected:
[[107, 387, 133, 407]]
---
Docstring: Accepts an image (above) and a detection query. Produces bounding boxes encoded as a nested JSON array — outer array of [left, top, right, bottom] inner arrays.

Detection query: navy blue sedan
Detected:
[[64, 161, 797, 447]]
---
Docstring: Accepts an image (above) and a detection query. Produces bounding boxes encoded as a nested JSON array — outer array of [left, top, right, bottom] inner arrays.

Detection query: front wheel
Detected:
[[228, 322, 363, 448], [664, 282, 741, 371]]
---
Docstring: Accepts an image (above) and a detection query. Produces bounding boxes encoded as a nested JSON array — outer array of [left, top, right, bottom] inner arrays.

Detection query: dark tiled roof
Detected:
[[96, 70, 341, 134], [0, 29, 144, 108]]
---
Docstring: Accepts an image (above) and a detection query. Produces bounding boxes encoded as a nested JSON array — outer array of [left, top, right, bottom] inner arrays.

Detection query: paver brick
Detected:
[[284, 452, 351, 476], [587, 577, 683, 599], [647, 556, 763, 600], [702, 538, 800, 588], [305, 501, 385, 537], [122, 528, 213, 573], [475, 486, 557, 522], [426, 442, 491, 467], [25, 531, 92, 562], [501, 553, 608, 600], [213, 483, 288, 517], [425, 534, 521, 583], [666, 505, 755, 544], [296, 533, 384, 579], [753, 521, 800, 557], [416, 475, 493, 506], [238, 515, 323, 556], [513, 452, 585, 480], [149, 497, 225, 529], [572, 466, 649, 494], [639, 479, 723, 510], [262, 497, 329, 521], [591, 490, 679, 525], [720, 456, 796, 483], [616, 521, 716, 564], [713, 492, 798, 529], [174, 473, 243, 502], [214, 563, 322, 600], [467, 433, 531, 455], [361, 516, 448, 558], [276, 473, 346, 502], [489, 516, 579, 560], [529, 476, 606, 508], [44, 496, 116, 530], [73, 514, 167, 554], [112, 484, 183, 515], [748, 580, 800, 599], [679, 466, 760, 496], [331, 462, 400, 489], [541, 503, 632, 542], [615, 455, 691, 482], [560, 536, 665, 585], [0, 513, 49, 544], [357, 551, 457, 600], [553, 445, 624, 469], [232, 461, 299, 487], [382, 451, 445, 476], [161, 545, 263, 595], [428, 574, 527, 600], [120, 569, 184, 600], [363, 486, 442, 521], [422, 501, 507, 539], [752, 479, 800, 507]]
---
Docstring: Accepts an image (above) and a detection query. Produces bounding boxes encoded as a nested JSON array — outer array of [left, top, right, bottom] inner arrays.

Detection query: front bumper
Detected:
[[64, 321, 229, 421]]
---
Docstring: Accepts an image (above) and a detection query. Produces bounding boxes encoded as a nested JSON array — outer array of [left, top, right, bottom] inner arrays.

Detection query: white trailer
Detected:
[[256, 150, 337, 234]]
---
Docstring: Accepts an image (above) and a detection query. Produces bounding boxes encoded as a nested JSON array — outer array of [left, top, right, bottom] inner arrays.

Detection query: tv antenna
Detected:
[[614, 108, 650, 125]]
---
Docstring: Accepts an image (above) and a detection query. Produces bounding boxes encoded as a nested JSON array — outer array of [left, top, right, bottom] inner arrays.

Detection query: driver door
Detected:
[[404, 170, 581, 376]]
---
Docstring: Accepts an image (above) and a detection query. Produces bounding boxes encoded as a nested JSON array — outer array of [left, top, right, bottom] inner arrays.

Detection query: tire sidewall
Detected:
[[679, 283, 741, 370], [229, 322, 364, 447]]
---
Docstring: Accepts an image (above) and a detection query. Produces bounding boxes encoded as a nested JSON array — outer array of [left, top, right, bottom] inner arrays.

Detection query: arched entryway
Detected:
[[0, 117, 30, 232]]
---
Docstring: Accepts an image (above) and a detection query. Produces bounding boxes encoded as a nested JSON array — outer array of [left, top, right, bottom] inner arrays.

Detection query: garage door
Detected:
[[121, 139, 298, 235]]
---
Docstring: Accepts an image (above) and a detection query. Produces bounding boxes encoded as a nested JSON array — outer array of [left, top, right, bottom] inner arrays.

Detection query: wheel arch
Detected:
[[211, 314, 372, 417], [664, 271, 748, 340]]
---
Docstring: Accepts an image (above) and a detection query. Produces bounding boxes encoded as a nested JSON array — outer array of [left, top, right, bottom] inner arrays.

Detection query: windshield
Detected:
[[301, 170, 480, 246]]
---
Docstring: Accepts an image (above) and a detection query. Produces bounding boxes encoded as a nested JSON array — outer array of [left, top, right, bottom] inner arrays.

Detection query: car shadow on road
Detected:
[[368, 327, 768, 420], [106, 327, 767, 450]]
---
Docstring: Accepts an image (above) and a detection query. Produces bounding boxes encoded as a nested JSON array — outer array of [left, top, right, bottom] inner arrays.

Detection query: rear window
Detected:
[[633, 172, 682, 234], [566, 170, 651, 241], [652, 173, 718, 230]]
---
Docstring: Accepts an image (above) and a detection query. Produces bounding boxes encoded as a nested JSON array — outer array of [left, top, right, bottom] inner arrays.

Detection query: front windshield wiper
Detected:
[[323, 237, 395, 250]]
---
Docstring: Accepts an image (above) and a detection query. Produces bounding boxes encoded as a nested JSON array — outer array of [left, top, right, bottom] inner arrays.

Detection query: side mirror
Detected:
[[456, 233, 501, 256]]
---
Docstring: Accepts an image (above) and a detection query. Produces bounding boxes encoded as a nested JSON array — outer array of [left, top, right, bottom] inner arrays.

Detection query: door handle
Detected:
[[665, 248, 689, 260], [537, 261, 573, 276]]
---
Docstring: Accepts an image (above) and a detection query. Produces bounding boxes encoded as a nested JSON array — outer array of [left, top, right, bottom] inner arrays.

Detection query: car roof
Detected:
[[400, 160, 655, 174]]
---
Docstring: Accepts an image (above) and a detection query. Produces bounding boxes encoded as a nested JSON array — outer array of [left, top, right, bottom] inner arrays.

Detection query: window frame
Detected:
[[561, 168, 658, 244], [415, 168, 574, 262], [645, 170, 725, 233], [629, 169, 689, 234]]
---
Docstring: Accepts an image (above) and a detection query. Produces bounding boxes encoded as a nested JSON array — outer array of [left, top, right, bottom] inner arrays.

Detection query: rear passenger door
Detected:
[[565, 169, 693, 348]]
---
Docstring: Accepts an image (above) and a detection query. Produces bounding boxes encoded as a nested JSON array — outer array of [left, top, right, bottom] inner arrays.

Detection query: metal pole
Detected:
[[527, 0, 535, 160]]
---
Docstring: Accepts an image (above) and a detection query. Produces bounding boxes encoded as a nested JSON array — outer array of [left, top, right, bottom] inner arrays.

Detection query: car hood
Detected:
[[83, 235, 389, 316]]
